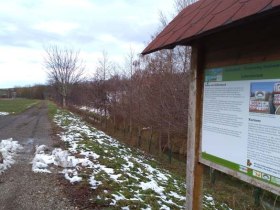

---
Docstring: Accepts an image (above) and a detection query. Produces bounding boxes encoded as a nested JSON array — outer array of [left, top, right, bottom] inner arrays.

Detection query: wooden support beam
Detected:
[[186, 45, 204, 210]]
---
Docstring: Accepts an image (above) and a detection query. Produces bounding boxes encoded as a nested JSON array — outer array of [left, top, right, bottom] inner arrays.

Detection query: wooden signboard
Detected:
[[187, 42, 280, 209], [200, 60, 280, 195]]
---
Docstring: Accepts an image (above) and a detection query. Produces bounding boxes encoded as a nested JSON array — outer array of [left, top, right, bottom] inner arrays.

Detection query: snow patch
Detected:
[[52, 148, 78, 168], [35, 145, 49, 154], [31, 144, 97, 185], [169, 191, 185, 200], [140, 180, 164, 194], [89, 175, 102, 189], [79, 106, 107, 116], [32, 153, 52, 173], [32, 147, 80, 173], [62, 169, 82, 183], [0, 138, 23, 174]]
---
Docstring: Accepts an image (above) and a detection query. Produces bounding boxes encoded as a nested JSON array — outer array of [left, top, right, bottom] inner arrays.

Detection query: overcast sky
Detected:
[[0, 0, 175, 88]]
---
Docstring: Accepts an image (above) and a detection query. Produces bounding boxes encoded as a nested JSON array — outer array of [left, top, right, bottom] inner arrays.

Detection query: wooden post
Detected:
[[186, 45, 204, 210]]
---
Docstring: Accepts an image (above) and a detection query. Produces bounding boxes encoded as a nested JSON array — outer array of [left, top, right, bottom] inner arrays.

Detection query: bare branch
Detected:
[[44, 44, 84, 107]]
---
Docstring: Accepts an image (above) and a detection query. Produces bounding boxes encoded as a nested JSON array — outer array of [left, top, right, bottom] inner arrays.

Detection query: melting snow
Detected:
[[140, 180, 164, 193], [89, 175, 102, 189], [0, 112, 9, 116], [62, 169, 82, 183], [31, 145, 90, 183], [32, 153, 52, 173], [35, 145, 49, 154], [0, 138, 23, 174], [78, 106, 107, 116], [169, 191, 185, 200], [36, 109, 233, 209]]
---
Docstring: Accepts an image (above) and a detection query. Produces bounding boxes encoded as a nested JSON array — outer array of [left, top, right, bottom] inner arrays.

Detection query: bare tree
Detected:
[[44, 45, 84, 107], [125, 47, 136, 138], [174, 0, 197, 12], [95, 50, 112, 81], [94, 50, 114, 129]]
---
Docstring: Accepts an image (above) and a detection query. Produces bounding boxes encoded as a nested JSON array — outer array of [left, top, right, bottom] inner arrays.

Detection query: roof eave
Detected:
[[142, 5, 280, 55]]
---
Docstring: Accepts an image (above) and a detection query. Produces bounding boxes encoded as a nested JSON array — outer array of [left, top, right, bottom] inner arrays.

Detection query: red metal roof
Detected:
[[142, 0, 280, 55]]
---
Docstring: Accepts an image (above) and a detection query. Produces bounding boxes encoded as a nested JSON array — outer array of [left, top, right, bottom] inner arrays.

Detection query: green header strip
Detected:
[[202, 152, 239, 171], [205, 60, 280, 82]]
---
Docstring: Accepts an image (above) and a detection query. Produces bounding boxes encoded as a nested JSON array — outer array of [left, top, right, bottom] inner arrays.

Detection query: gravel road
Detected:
[[0, 101, 76, 210]]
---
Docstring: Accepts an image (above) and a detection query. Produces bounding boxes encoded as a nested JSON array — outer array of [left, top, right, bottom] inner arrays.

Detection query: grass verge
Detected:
[[48, 105, 232, 210], [0, 98, 39, 114]]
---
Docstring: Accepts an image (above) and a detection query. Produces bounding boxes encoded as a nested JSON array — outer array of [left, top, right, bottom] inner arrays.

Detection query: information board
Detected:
[[201, 60, 280, 188]]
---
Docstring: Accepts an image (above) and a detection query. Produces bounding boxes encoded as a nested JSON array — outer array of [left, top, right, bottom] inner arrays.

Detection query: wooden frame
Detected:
[[186, 14, 280, 209], [186, 44, 204, 210]]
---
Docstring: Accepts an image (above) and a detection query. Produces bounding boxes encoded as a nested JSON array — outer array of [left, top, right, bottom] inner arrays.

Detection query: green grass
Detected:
[[0, 98, 39, 114], [47, 101, 58, 119]]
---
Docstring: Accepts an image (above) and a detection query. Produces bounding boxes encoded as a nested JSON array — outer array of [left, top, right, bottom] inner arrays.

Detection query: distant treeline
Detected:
[[1, 85, 48, 100]]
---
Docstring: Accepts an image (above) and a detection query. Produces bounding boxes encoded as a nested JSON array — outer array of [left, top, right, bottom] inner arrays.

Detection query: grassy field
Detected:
[[0, 98, 39, 114]]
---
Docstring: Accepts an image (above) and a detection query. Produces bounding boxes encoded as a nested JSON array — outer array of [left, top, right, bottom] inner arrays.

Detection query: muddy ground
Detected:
[[0, 102, 76, 210]]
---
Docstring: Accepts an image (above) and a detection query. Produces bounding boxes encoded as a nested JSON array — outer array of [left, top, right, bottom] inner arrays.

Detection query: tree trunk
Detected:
[[104, 107, 107, 130], [113, 114, 116, 132], [253, 187, 262, 207], [62, 96, 66, 107], [99, 113, 102, 125], [148, 128, 153, 153], [123, 121, 126, 137], [167, 124, 172, 163], [129, 117, 132, 139], [168, 144, 173, 164], [137, 127, 142, 148], [158, 130, 162, 154], [209, 168, 216, 185]]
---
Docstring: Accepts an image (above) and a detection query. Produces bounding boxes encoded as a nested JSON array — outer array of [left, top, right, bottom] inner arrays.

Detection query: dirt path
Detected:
[[0, 101, 76, 210]]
